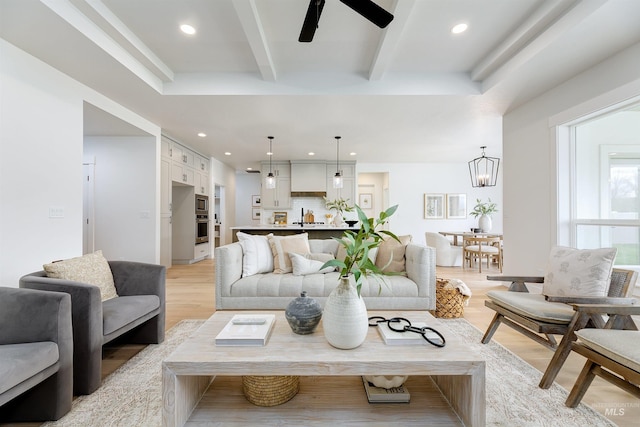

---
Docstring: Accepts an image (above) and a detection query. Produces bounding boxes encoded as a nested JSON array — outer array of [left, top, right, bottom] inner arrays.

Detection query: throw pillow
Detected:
[[289, 252, 335, 276], [543, 246, 617, 297], [268, 233, 311, 274], [236, 232, 274, 277], [375, 235, 412, 273], [43, 250, 118, 301]]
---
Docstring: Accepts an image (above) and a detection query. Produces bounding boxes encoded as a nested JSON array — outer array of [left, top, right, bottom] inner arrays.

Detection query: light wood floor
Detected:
[[7, 259, 638, 426]]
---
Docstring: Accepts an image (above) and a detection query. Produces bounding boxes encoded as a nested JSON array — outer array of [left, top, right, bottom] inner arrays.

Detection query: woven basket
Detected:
[[432, 278, 465, 318], [242, 375, 300, 407]]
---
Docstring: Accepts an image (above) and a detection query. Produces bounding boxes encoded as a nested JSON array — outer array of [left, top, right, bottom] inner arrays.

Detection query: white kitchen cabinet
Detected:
[[172, 163, 195, 186], [325, 161, 356, 205], [291, 161, 327, 192], [171, 143, 195, 168], [194, 242, 210, 260], [196, 155, 209, 174], [195, 169, 209, 195], [261, 161, 291, 209]]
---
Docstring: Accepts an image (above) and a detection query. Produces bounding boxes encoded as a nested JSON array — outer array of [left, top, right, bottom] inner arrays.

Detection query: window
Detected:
[[572, 105, 640, 267]]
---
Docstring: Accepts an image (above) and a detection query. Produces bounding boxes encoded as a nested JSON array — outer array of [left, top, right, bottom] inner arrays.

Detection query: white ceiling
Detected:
[[2, 0, 640, 171]]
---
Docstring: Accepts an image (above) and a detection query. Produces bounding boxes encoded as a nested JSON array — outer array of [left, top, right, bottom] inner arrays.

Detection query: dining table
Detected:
[[439, 231, 503, 246]]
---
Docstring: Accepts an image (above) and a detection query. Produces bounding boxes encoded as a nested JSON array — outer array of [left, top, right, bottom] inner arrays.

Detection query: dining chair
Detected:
[[481, 246, 637, 389], [463, 235, 502, 273]]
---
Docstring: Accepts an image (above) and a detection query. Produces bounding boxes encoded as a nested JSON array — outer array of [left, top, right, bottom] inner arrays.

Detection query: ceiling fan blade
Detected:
[[340, 0, 394, 28], [299, 0, 325, 43]]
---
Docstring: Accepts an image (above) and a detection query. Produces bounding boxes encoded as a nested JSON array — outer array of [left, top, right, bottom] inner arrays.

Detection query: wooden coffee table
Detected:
[[162, 311, 485, 426]]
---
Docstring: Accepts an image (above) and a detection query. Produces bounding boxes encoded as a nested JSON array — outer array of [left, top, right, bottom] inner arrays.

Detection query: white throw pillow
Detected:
[[289, 252, 335, 276], [543, 246, 617, 297], [236, 232, 274, 277], [43, 250, 118, 301]]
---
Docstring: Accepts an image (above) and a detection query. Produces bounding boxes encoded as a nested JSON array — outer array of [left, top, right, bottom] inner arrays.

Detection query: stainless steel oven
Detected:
[[196, 215, 209, 244]]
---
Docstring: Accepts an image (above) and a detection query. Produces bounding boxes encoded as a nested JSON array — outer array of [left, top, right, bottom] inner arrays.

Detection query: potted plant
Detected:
[[469, 198, 498, 232], [323, 196, 354, 226], [320, 204, 400, 349]]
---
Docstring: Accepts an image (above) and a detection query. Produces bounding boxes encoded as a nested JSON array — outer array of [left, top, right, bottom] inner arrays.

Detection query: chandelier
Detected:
[[468, 146, 500, 187]]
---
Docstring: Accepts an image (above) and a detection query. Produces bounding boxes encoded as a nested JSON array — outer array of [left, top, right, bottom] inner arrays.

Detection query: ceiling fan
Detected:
[[299, 0, 394, 43]]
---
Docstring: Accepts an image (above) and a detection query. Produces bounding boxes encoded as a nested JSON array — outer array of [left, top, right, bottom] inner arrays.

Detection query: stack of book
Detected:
[[376, 321, 440, 345], [214, 314, 275, 346], [361, 377, 410, 403]]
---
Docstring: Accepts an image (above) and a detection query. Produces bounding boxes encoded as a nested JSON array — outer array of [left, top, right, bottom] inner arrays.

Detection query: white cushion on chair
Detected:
[[576, 329, 640, 373], [543, 246, 617, 297], [487, 290, 575, 324]]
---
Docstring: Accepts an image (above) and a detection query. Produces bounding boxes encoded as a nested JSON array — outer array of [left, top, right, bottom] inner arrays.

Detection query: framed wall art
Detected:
[[252, 195, 261, 207], [252, 208, 261, 220], [424, 194, 445, 219], [359, 193, 373, 209], [446, 193, 467, 219]]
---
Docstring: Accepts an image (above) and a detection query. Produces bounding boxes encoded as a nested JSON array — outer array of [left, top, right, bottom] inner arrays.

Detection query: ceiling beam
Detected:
[[40, 0, 166, 92], [369, 0, 415, 81], [232, 0, 277, 82], [474, 0, 608, 91]]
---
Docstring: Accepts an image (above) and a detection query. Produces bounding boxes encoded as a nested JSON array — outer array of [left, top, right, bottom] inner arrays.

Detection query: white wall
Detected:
[[235, 172, 261, 226], [503, 41, 640, 275], [354, 162, 503, 245], [84, 137, 157, 263], [210, 157, 237, 245], [0, 40, 161, 286]]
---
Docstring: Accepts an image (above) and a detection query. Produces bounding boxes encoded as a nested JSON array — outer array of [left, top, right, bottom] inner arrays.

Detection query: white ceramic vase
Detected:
[[322, 276, 368, 349], [479, 214, 492, 232], [333, 212, 346, 227]]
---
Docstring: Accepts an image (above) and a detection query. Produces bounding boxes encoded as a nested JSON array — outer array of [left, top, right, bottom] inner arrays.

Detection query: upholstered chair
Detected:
[[425, 232, 462, 267], [20, 259, 166, 395], [0, 287, 73, 421]]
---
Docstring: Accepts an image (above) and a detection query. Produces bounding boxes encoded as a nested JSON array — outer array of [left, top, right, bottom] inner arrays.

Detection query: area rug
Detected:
[[44, 318, 615, 427]]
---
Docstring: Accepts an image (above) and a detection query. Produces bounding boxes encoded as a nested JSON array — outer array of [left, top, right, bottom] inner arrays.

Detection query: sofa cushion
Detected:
[[43, 250, 118, 301], [268, 233, 311, 274], [289, 252, 335, 276], [543, 246, 617, 297], [228, 271, 419, 298], [102, 295, 160, 336], [237, 232, 274, 277], [375, 235, 412, 273], [0, 342, 59, 394]]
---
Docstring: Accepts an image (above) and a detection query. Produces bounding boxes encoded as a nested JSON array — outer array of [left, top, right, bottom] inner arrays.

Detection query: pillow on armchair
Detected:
[[543, 246, 617, 297], [43, 250, 118, 301]]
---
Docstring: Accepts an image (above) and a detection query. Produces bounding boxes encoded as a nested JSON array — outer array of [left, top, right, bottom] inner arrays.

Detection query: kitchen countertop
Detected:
[[231, 225, 358, 230]]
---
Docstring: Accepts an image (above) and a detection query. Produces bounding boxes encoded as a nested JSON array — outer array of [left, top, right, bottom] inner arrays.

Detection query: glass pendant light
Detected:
[[333, 136, 343, 189], [265, 136, 276, 189]]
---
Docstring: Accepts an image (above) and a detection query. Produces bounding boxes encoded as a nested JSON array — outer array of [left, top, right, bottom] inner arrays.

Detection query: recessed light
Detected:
[[267, 151, 273, 156], [451, 23, 468, 34], [308, 152, 315, 156], [197, 132, 206, 137], [349, 152, 356, 156], [180, 24, 196, 35], [246, 167, 253, 171], [224, 152, 231, 156]]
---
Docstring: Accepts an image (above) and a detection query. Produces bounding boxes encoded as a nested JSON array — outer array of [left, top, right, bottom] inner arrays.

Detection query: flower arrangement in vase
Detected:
[[323, 196, 354, 227], [469, 198, 498, 232]]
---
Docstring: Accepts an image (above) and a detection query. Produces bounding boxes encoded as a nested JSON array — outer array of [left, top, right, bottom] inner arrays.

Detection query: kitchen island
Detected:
[[230, 225, 357, 241]]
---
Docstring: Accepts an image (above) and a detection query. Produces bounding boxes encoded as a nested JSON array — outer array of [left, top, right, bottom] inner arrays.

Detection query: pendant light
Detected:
[[468, 146, 500, 187], [333, 136, 343, 189], [265, 136, 276, 189]]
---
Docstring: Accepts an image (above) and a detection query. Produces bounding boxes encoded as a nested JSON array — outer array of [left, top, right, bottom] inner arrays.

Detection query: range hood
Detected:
[[290, 161, 327, 197]]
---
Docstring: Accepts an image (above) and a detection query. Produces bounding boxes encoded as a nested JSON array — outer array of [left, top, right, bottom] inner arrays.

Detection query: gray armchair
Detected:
[[20, 260, 166, 395], [0, 287, 73, 421]]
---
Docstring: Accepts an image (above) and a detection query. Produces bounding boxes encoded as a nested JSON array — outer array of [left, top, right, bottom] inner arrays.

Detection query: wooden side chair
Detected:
[[481, 246, 637, 389], [566, 304, 640, 407], [463, 235, 502, 273]]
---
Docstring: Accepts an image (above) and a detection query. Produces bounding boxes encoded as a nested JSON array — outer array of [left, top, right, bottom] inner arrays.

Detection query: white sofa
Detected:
[[215, 238, 436, 310]]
